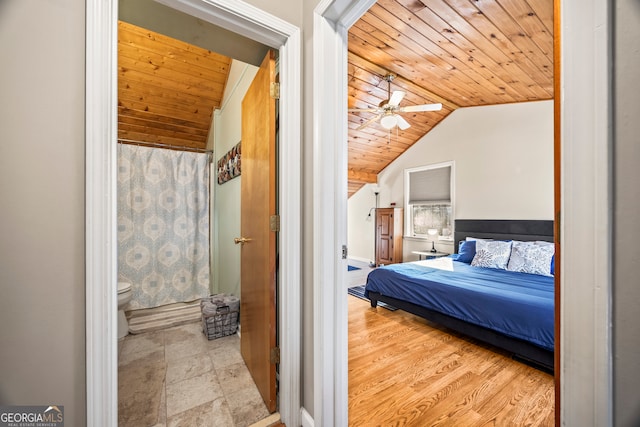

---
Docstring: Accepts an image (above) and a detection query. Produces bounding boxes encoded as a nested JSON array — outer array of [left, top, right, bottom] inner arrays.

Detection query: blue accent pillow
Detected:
[[551, 255, 555, 275], [456, 240, 476, 264]]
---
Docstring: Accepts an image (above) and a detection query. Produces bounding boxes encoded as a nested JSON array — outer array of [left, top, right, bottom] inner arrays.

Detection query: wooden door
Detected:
[[376, 209, 393, 265], [376, 208, 403, 266], [238, 50, 277, 412]]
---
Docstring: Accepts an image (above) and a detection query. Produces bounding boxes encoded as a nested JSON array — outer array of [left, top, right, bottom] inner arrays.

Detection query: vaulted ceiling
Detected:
[[118, 21, 231, 151], [117, 0, 554, 192], [347, 0, 554, 196]]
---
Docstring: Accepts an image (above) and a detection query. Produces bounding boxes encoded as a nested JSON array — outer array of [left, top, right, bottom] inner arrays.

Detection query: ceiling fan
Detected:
[[349, 74, 442, 131]]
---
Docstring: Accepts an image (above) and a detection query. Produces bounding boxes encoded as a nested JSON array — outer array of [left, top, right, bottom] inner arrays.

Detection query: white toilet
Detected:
[[117, 281, 133, 339]]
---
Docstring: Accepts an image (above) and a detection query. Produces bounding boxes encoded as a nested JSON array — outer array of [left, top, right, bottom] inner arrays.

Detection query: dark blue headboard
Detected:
[[454, 220, 554, 253]]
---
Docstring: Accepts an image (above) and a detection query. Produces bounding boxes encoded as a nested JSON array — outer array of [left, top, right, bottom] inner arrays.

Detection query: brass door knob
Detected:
[[234, 237, 252, 245]]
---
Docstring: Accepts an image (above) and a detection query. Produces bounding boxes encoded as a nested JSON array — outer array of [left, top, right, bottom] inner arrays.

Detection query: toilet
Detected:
[[117, 281, 133, 339]]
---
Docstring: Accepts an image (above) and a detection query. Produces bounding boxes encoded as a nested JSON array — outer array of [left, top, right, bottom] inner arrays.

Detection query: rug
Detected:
[[348, 265, 361, 271], [127, 300, 202, 334], [347, 285, 397, 311]]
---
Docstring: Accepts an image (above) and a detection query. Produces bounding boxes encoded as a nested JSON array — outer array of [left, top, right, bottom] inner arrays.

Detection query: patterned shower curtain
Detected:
[[117, 144, 210, 310]]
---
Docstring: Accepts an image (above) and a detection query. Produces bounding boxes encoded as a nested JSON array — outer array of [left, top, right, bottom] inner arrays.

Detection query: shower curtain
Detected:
[[117, 144, 210, 310]]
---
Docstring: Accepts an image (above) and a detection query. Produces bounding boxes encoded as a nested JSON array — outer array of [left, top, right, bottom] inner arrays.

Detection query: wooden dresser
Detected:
[[375, 207, 403, 266]]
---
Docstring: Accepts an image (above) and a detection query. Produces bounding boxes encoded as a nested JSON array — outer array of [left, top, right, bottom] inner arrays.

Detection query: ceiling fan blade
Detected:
[[388, 90, 405, 107], [348, 107, 380, 113], [400, 103, 442, 113], [395, 115, 411, 130], [356, 114, 382, 130]]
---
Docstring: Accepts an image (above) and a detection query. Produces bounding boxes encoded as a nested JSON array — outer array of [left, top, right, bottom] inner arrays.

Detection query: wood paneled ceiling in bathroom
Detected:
[[347, 0, 554, 196], [118, 21, 231, 151]]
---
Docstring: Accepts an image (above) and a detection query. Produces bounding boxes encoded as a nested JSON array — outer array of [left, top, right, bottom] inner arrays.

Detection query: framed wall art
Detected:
[[217, 141, 241, 184]]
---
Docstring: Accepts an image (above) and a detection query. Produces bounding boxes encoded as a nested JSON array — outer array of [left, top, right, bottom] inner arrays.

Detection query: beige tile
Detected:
[[208, 398, 236, 427], [119, 330, 165, 366], [167, 398, 235, 427], [226, 385, 270, 427], [164, 321, 204, 344], [204, 333, 240, 351], [118, 355, 167, 427], [165, 340, 209, 363], [166, 352, 214, 385], [208, 343, 243, 371], [119, 317, 270, 427], [158, 377, 167, 425], [164, 323, 210, 362], [215, 361, 255, 397], [165, 371, 224, 417]]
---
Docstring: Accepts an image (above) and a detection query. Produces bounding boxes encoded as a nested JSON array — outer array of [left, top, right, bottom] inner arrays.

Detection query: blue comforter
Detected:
[[365, 257, 554, 351]]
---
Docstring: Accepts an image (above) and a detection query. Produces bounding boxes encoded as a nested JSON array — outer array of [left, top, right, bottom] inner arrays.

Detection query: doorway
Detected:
[[314, 0, 613, 425], [85, 0, 301, 425]]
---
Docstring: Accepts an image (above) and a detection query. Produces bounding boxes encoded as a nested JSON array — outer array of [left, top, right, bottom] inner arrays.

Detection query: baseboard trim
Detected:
[[348, 256, 371, 265], [300, 407, 314, 427]]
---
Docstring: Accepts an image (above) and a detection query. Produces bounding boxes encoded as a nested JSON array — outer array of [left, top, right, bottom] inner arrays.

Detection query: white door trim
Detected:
[[313, 0, 613, 426], [560, 0, 613, 424], [312, 1, 376, 425], [85, 1, 301, 425]]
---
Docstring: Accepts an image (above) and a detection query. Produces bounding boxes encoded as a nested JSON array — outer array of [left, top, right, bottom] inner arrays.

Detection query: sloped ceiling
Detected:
[[116, 0, 554, 184], [347, 0, 554, 196], [117, 0, 269, 151], [118, 21, 232, 150]]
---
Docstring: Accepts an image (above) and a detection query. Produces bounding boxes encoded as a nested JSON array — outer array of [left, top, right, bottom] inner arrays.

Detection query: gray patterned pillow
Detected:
[[471, 240, 513, 269], [506, 240, 555, 276]]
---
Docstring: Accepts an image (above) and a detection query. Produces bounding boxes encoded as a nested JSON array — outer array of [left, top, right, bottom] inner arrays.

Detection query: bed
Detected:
[[365, 219, 555, 371]]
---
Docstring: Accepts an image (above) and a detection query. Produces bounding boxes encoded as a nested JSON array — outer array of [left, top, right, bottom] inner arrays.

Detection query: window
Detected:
[[404, 162, 454, 240]]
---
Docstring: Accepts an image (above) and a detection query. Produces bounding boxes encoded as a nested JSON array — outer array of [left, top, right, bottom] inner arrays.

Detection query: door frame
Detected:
[[85, 1, 301, 426], [313, 0, 613, 425], [312, 1, 377, 425]]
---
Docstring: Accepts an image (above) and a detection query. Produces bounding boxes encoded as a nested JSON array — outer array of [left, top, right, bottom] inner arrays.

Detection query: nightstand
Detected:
[[412, 250, 450, 260]]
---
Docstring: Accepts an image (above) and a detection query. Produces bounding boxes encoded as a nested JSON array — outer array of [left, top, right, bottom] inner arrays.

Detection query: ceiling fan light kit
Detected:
[[380, 113, 398, 129], [349, 73, 442, 131]]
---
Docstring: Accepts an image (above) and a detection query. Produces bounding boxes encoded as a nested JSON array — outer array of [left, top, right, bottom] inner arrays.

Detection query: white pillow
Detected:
[[471, 240, 512, 269], [506, 240, 555, 276]]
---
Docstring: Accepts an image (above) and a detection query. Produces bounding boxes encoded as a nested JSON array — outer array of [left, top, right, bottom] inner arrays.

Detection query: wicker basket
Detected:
[[201, 295, 239, 340]]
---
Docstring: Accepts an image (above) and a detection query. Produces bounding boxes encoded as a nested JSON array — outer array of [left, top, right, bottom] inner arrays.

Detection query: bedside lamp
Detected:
[[427, 228, 438, 253]]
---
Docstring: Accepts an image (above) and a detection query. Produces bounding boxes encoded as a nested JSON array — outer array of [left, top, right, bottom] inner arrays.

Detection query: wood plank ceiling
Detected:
[[118, 0, 553, 193], [118, 21, 231, 151], [347, 0, 554, 196]]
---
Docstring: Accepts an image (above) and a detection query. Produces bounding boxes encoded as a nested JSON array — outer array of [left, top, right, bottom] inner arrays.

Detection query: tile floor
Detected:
[[117, 260, 371, 427], [118, 321, 270, 427]]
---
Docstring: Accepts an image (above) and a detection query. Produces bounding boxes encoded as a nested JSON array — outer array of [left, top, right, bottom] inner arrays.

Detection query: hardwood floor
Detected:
[[348, 295, 554, 426]]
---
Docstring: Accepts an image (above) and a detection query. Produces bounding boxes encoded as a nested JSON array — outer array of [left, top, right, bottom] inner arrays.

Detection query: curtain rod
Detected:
[[117, 138, 212, 154]]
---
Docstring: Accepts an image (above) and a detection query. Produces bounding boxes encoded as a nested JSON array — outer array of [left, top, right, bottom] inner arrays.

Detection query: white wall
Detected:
[[347, 184, 377, 264], [349, 100, 554, 262], [613, 0, 640, 423], [0, 0, 86, 424], [209, 60, 258, 296]]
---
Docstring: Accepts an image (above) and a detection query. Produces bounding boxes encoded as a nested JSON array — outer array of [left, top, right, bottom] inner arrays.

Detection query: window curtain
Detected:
[[117, 144, 210, 310]]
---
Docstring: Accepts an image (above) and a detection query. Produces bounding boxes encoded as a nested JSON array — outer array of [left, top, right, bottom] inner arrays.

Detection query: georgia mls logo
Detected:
[[0, 405, 64, 427], [44, 406, 63, 420]]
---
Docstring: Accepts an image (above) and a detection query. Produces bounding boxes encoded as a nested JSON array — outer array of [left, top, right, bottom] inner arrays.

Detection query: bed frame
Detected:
[[367, 219, 555, 372]]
